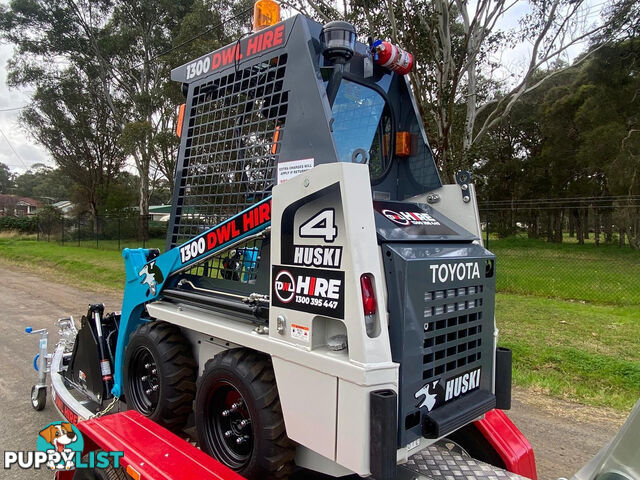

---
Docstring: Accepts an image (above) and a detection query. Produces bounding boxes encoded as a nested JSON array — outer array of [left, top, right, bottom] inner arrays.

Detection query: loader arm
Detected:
[[111, 197, 272, 397]]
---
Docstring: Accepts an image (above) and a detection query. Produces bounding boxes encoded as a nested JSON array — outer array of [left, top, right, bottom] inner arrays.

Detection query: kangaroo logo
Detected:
[[139, 261, 164, 296], [415, 380, 439, 412]]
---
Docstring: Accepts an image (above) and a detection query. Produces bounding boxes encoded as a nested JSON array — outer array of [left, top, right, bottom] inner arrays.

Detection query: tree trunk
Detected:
[[603, 211, 612, 242], [139, 169, 149, 242], [619, 226, 625, 247], [569, 213, 575, 237], [576, 209, 584, 245], [583, 207, 590, 240]]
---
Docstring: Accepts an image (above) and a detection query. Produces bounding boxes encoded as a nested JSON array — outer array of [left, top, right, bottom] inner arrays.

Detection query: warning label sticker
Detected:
[[277, 158, 315, 184], [291, 323, 310, 342]]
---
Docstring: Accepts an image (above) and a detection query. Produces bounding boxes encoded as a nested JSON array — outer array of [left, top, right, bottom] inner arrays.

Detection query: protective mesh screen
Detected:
[[171, 53, 288, 283]]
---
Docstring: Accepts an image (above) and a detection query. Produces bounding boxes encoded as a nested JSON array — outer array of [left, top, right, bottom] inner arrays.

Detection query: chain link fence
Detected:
[[480, 197, 640, 306], [35, 214, 168, 250], [30, 198, 640, 306]]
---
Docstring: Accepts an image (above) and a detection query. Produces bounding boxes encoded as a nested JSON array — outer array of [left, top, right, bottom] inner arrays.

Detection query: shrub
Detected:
[[0, 215, 37, 233]]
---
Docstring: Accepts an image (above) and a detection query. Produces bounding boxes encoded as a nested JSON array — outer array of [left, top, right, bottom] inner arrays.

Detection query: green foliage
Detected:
[[12, 166, 70, 201], [0, 215, 37, 233], [0, 162, 14, 194], [36, 204, 63, 236]]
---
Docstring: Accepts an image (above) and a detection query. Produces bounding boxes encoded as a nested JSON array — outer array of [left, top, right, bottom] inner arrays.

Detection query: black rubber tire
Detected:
[[123, 321, 196, 431], [195, 349, 295, 480], [31, 385, 46, 411], [72, 453, 127, 480], [445, 423, 506, 469]]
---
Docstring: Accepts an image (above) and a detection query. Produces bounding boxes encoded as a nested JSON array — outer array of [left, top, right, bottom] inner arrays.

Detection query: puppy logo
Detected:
[[415, 380, 439, 412], [139, 261, 164, 296], [37, 422, 83, 470]]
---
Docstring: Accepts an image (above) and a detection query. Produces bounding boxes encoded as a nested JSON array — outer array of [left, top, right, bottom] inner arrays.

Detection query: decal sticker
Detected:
[[280, 183, 341, 265], [292, 245, 342, 269], [406, 438, 420, 451], [414, 380, 439, 412], [415, 367, 482, 412], [179, 198, 271, 265], [272, 265, 345, 319], [182, 24, 285, 81], [277, 158, 314, 184], [429, 262, 481, 283], [138, 260, 164, 296], [290, 323, 310, 342], [381, 208, 440, 226], [299, 208, 338, 242], [373, 200, 457, 236], [444, 367, 481, 401]]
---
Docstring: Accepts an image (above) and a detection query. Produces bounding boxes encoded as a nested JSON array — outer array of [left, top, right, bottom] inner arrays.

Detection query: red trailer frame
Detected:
[[55, 411, 246, 480]]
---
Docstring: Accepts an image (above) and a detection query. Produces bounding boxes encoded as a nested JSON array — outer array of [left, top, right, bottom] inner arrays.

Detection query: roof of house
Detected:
[[52, 200, 74, 209], [0, 194, 42, 207]]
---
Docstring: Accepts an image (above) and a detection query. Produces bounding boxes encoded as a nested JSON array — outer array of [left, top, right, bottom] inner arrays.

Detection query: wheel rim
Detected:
[[128, 346, 160, 415], [203, 381, 254, 470]]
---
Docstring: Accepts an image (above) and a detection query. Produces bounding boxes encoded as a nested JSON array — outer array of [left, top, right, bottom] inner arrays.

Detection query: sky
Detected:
[[0, 0, 608, 174]]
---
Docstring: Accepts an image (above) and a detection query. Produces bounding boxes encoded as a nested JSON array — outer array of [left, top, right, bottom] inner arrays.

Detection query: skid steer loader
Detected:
[[28, 5, 532, 480]]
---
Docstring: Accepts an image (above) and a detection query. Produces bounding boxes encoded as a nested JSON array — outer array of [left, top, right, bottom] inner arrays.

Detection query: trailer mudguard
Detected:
[[111, 197, 272, 397], [475, 409, 537, 479]]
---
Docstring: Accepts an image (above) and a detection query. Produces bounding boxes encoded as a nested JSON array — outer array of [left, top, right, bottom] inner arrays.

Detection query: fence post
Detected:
[[118, 216, 121, 251], [77, 218, 80, 246]]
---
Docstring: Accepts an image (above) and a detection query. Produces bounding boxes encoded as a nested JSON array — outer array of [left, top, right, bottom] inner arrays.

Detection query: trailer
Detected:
[[23, 1, 547, 479]]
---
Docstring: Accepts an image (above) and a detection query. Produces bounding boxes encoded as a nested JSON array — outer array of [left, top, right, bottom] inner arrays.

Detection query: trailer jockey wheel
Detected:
[[30, 385, 46, 411], [123, 321, 196, 431], [195, 349, 295, 479]]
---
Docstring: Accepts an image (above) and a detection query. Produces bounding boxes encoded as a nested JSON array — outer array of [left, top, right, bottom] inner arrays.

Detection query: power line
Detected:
[[0, 127, 29, 170], [0, 105, 28, 112], [133, 7, 253, 71]]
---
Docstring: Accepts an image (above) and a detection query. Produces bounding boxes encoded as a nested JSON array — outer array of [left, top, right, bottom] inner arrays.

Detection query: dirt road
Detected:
[[0, 262, 627, 480]]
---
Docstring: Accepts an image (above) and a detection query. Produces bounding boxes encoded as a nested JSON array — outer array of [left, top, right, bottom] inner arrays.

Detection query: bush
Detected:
[[0, 215, 37, 233]]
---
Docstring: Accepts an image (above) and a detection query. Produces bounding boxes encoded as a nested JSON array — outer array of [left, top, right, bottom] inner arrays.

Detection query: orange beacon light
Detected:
[[253, 0, 281, 32]]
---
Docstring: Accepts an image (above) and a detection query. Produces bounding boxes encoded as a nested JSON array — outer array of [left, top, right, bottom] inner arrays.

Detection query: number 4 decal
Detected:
[[299, 209, 338, 242]]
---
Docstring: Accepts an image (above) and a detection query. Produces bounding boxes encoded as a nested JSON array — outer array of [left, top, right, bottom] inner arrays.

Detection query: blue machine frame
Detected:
[[111, 197, 272, 397]]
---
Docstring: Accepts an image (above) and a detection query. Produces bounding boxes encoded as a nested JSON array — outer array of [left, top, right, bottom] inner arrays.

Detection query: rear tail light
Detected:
[[361, 274, 377, 336]]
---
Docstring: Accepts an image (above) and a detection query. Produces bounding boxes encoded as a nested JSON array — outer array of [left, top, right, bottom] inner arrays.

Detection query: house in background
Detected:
[[0, 194, 42, 216], [149, 205, 172, 222], [52, 200, 75, 218]]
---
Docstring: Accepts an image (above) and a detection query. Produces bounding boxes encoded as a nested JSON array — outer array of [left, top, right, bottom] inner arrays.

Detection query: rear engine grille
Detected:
[[422, 285, 485, 381]]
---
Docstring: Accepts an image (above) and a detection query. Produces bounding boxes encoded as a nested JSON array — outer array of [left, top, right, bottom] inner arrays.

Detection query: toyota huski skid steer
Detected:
[[29, 9, 532, 480]]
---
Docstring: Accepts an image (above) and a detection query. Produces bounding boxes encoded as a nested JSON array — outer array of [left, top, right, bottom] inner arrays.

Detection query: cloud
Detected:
[[0, 37, 54, 173]]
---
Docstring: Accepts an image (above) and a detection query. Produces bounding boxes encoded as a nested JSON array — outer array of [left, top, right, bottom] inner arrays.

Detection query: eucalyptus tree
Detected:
[[283, 0, 621, 180]]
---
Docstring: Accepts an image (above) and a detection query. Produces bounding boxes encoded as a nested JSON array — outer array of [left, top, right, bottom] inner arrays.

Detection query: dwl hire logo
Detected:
[[4, 421, 123, 470]]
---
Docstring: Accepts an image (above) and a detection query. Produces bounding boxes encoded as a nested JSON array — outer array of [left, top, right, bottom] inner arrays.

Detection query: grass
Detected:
[[489, 236, 640, 305], [496, 293, 640, 411], [0, 234, 638, 411], [0, 237, 133, 291]]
